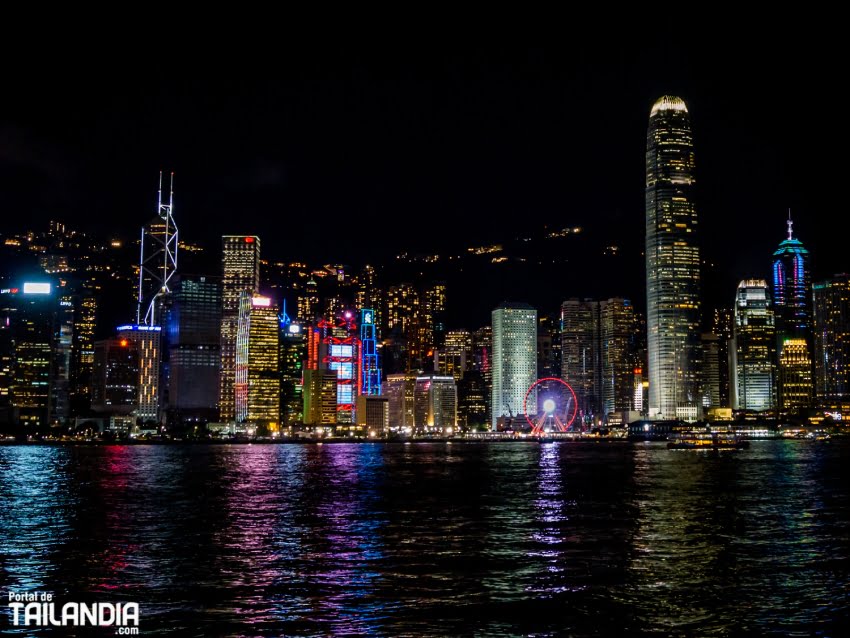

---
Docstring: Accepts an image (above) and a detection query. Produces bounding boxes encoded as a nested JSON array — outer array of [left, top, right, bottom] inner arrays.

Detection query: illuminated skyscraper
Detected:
[[162, 276, 221, 423], [279, 314, 306, 426], [92, 338, 139, 413], [437, 329, 472, 379], [731, 280, 775, 412], [560, 299, 600, 418], [385, 372, 417, 429], [772, 215, 813, 407], [645, 95, 701, 421], [777, 338, 812, 410], [813, 274, 850, 404], [492, 303, 537, 428], [297, 277, 319, 323], [414, 374, 457, 433], [0, 283, 56, 427], [117, 324, 162, 422], [600, 298, 637, 416], [235, 294, 279, 426], [219, 235, 260, 420]]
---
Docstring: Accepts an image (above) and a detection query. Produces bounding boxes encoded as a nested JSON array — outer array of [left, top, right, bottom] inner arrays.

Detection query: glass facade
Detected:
[[491, 303, 537, 428], [772, 217, 813, 407], [778, 338, 813, 410], [235, 294, 280, 424], [731, 280, 775, 412], [813, 275, 850, 403], [219, 236, 260, 420], [645, 95, 701, 420]]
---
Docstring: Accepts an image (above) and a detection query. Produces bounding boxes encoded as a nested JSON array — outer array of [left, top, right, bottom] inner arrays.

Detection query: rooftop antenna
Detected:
[[787, 208, 794, 241]]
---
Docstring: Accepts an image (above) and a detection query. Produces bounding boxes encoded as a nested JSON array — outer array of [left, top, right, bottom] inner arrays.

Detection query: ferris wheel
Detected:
[[523, 377, 579, 436]]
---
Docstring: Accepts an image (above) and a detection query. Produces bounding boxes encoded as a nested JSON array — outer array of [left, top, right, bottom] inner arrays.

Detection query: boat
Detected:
[[666, 431, 749, 450]]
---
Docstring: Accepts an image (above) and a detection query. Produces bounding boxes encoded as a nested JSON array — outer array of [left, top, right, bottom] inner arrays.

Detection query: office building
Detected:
[[303, 368, 338, 426], [645, 95, 702, 421], [385, 372, 417, 430], [219, 235, 261, 421], [117, 324, 162, 423], [92, 338, 139, 414], [235, 294, 279, 426], [731, 280, 775, 412], [492, 303, 537, 428], [778, 338, 813, 411], [0, 283, 56, 427], [813, 274, 850, 403], [414, 374, 457, 433], [356, 395, 389, 433], [162, 276, 221, 423]]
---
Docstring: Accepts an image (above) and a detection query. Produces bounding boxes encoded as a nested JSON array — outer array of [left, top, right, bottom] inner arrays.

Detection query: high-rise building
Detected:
[[772, 215, 813, 407], [70, 292, 97, 410], [645, 95, 701, 421], [813, 274, 850, 403], [297, 277, 319, 323], [436, 329, 472, 380], [600, 298, 636, 416], [235, 294, 279, 427], [219, 235, 261, 421], [414, 374, 457, 433], [472, 326, 493, 424], [162, 276, 221, 423], [712, 309, 734, 407], [701, 333, 721, 408], [303, 369, 338, 426], [778, 338, 813, 411], [457, 370, 488, 430], [385, 372, 417, 430], [356, 395, 389, 433], [116, 324, 162, 423], [0, 283, 56, 428], [279, 317, 306, 426], [560, 299, 600, 417], [731, 280, 776, 412], [492, 303, 537, 428], [92, 338, 139, 414]]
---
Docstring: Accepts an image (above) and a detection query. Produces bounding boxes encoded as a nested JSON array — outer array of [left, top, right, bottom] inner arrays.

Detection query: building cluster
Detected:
[[3, 97, 850, 437]]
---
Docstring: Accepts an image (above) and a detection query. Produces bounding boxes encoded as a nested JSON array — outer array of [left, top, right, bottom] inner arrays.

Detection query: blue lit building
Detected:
[[772, 215, 814, 408]]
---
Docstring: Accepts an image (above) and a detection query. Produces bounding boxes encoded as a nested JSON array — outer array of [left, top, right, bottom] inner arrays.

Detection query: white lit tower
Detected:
[[126, 172, 178, 423]]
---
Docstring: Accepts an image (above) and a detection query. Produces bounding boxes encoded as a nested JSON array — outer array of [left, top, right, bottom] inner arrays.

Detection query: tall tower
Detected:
[[359, 308, 381, 396], [560, 299, 600, 419], [645, 95, 701, 421], [219, 236, 261, 421], [813, 274, 850, 404], [772, 213, 813, 409], [235, 293, 279, 427], [491, 302, 537, 429], [137, 172, 178, 326], [731, 280, 776, 412]]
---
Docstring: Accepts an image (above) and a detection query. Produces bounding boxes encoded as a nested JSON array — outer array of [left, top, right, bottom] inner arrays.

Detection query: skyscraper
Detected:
[[600, 298, 637, 417], [560, 299, 600, 417], [92, 338, 139, 414], [117, 324, 162, 423], [235, 293, 279, 427], [219, 235, 260, 421], [162, 276, 221, 423], [385, 372, 417, 429], [0, 283, 56, 428], [413, 374, 457, 433], [813, 274, 850, 404], [645, 95, 701, 421], [772, 215, 813, 408], [492, 303, 537, 429], [777, 339, 812, 411], [731, 280, 776, 412]]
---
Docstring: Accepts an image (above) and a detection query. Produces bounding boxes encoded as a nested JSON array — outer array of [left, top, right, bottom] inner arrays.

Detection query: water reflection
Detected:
[[0, 441, 848, 636]]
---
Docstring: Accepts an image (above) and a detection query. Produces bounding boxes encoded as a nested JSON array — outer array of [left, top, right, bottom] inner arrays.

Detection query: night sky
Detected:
[[2, 32, 847, 324]]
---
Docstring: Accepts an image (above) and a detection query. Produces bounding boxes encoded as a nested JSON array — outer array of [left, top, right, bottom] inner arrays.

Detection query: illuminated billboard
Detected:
[[23, 282, 51, 295]]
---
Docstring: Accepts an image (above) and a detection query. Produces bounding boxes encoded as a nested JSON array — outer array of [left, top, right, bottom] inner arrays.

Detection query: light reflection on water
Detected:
[[0, 441, 848, 636]]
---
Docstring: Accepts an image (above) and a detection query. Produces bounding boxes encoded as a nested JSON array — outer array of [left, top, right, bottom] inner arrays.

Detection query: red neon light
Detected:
[[244, 237, 255, 243]]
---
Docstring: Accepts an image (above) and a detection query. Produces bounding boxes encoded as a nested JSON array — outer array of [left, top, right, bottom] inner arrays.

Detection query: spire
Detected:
[[787, 208, 794, 241]]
